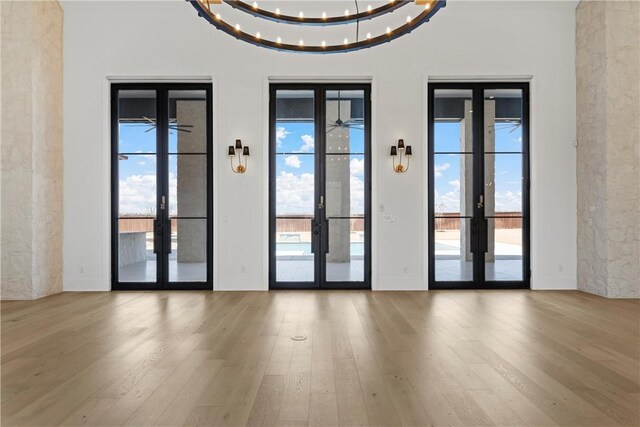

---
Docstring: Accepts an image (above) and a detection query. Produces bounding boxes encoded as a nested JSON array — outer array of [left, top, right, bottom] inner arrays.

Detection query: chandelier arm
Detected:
[[190, 0, 447, 54], [222, 0, 411, 26]]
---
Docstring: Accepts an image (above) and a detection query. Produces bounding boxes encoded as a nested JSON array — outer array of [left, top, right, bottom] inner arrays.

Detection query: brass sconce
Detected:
[[390, 139, 412, 173], [228, 139, 250, 173]]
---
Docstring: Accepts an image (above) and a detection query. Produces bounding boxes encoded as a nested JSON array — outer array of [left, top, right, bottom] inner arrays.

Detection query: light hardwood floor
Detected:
[[1, 291, 639, 426]]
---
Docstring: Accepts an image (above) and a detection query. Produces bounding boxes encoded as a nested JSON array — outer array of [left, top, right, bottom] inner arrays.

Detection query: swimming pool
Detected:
[[276, 242, 364, 255], [276, 242, 459, 256]]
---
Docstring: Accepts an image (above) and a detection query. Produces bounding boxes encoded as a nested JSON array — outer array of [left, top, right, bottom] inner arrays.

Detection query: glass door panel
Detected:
[[273, 89, 316, 284], [432, 89, 475, 284], [483, 89, 525, 282], [116, 90, 159, 283], [167, 89, 209, 284], [324, 89, 367, 285]]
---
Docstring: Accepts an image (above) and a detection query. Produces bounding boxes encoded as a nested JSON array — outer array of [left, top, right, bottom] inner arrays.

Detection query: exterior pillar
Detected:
[[484, 99, 496, 262], [176, 100, 207, 263], [460, 100, 474, 261], [325, 100, 351, 263]]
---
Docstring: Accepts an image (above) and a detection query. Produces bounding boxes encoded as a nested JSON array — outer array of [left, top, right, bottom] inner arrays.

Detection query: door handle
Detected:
[[324, 219, 329, 254], [166, 218, 172, 254], [153, 219, 162, 254], [483, 218, 489, 253], [477, 195, 484, 209], [318, 195, 324, 210], [310, 218, 317, 254], [160, 195, 166, 211]]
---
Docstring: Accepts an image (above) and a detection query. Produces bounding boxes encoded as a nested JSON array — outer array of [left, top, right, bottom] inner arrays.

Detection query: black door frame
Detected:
[[269, 83, 372, 290], [428, 82, 530, 290], [111, 82, 213, 290]]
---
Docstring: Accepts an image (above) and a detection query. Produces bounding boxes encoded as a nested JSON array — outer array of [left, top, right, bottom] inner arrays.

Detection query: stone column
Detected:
[[576, 0, 640, 298], [1, 1, 63, 300], [460, 100, 474, 261], [325, 100, 351, 263], [484, 99, 496, 262], [176, 100, 207, 263]]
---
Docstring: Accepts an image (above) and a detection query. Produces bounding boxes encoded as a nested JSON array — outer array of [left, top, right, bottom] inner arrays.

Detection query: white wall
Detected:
[[62, 0, 578, 291]]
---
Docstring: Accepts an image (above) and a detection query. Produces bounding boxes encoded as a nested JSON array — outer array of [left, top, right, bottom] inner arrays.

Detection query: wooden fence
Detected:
[[119, 213, 522, 234], [434, 213, 522, 230]]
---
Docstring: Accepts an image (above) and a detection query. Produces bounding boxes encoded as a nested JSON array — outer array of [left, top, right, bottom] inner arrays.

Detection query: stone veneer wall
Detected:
[[576, 0, 640, 298], [1, 1, 63, 300]]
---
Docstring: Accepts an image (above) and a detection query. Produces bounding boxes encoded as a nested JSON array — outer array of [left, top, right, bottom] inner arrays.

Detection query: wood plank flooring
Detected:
[[1, 290, 639, 426]]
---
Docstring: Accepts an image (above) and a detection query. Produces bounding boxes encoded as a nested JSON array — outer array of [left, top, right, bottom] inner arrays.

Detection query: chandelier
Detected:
[[189, 0, 447, 54]]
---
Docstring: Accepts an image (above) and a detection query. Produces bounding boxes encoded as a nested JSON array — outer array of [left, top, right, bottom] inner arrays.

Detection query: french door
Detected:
[[111, 83, 213, 290], [269, 84, 371, 289], [428, 83, 530, 289]]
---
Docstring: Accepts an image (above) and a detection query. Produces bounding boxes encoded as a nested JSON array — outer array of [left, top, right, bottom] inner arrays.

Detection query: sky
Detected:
[[117, 119, 523, 217], [118, 124, 178, 216], [434, 122, 523, 215], [275, 121, 365, 217]]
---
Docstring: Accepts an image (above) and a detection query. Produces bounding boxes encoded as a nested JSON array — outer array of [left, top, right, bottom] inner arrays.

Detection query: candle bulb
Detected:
[[228, 146, 236, 156], [243, 146, 250, 156], [397, 139, 405, 150], [235, 139, 242, 150], [390, 146, 398, 156], [405, 146, 412, 156]]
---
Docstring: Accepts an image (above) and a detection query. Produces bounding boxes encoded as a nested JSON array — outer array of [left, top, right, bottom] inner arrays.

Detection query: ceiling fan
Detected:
[[326, 92, 364, 133], [126, 116, 194, 133], [492, 120, 521, 134]]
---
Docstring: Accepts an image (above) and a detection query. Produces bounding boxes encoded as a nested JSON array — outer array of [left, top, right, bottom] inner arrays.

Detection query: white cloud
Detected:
[[435, 179, 461, 213], [285, 155, 302, 168], [119, 172, 177, 215], [350, 158, 364, 176], [434, 162, 450, 178], [276, 127, 291, 147], [299, 135, 314, 153], [350, 176, 365, 215], [495, 190, 522, 212], [276, 171, 314, 214], [119, 174, 157, 215]]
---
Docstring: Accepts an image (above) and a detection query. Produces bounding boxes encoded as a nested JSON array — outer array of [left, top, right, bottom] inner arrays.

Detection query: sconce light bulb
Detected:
[[255, 32, 260, 39], [276, 36, 282, 44], [367, 4, 372, 12], [275, 7, 280, 15], [366, 33, 371, 40], [322, 11, 327, 19]]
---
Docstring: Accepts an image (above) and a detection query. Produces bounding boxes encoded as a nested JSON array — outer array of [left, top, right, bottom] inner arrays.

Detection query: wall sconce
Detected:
[[228, 139, 250, 173], [390, 139, 412, 173]]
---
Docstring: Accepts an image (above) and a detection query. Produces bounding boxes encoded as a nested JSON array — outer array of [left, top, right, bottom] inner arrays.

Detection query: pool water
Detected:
[[276, 242, 458, 256], [277, 242, 364, 255]]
